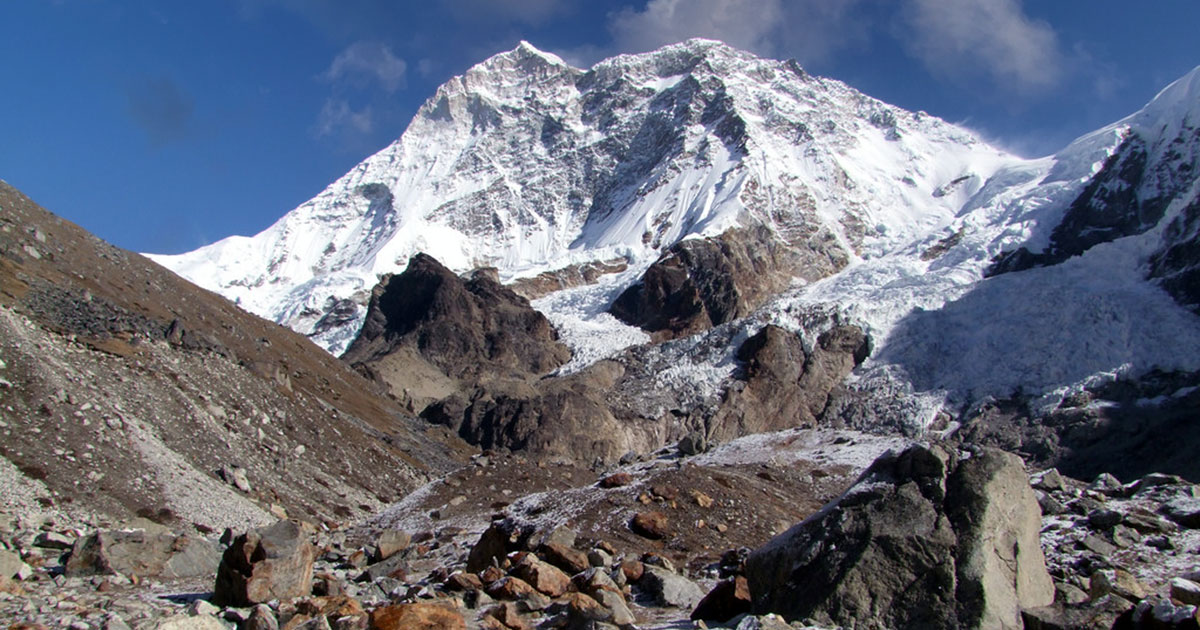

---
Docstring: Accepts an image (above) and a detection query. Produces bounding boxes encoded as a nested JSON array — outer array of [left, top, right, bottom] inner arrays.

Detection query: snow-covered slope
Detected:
[[150, 39, 1017, 354], [152, 40, 1200, 430]]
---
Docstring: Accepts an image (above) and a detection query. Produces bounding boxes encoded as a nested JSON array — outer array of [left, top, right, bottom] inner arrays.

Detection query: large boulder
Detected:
[[65, 527, 220, 579], [745, 444, 1053, 629], [213, 520, 315, 607]]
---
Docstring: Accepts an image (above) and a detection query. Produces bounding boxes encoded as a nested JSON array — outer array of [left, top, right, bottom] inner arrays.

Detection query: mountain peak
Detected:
[[1124, 64, 1200, 136], [482, 39, 573, 70]]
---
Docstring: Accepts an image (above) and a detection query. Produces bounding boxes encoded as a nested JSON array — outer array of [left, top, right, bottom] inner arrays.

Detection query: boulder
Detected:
[[630, 511, 669, 540], [244, 604, 279, 630], [511, 555, 571, 597], [153, 616, 226, 630], [639, 565, 705, 609], [1170, 578, 1200, 607], [485, 577, 552, 611], [368, 603, 465, 630], [65, 528, 219, 579], [691, 576, 751, 622], [213, 520, 316, 607], [540, 542, 589, 575], [1161, 497, 1200, 528], [467, 521, 525, 573], [0, 549, 31, 582], [745, 444, 1053, 629], [373, 530, 410, 562]]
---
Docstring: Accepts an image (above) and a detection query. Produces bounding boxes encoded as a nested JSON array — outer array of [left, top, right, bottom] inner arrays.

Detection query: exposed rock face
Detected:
[[989, 121, 1199, 279], [610, 226, 845, 340], [988, 135, 1163, 276], [1149, 193, 1200, 314], [341, 253, 570, 406], [709, 324, 869, 441], [745, 444, 1053, 629], [950, 369, 1200, 482], [214, 520, 316, 607], [65, 528, 219, 579], [507, 258, 629, 301]]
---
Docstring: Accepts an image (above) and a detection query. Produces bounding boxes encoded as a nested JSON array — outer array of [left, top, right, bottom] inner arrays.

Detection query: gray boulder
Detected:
[[746, 444, 1053, 629], [65, 528, 219, 578], [640, 565, 705, 609]]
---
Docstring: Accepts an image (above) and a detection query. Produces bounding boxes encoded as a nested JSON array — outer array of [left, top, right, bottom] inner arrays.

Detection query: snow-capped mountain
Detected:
[[150, 39, 1017, 354], [151, 39, 1200, 431]]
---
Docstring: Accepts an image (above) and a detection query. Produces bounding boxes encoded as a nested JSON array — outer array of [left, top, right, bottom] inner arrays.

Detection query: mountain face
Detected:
[[155, 40, 1200, 476], [151, 39, 1012, 355]]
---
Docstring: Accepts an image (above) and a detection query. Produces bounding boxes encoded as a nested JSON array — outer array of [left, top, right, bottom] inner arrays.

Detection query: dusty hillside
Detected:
[[0, 181, 472, 531]]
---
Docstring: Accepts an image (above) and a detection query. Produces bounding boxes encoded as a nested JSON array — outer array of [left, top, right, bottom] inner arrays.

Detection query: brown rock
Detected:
[[483, 602, 530, 630], [477, 616, 506, 630], [295, 596, 365, 621], [691, 576, 751, 622], [630, 511, 670, 540], [540, 542, 589, 575], [244, 605, 279, 630], [479, 566, 506, 585], [691, 490, 714, 509], [511, 555, 571, 597], [563, 592, 611, 622], [369, 603, 465, 630], [485, 577, 552, 611], [444, 571, 484, 592], [599, 473, 635, 488], [1090, 569, 1148, 602], [213, 520, 316, 607], [650, 485, 678, 501], [619, 560, 644, 583], [373, 530, 410, 562]]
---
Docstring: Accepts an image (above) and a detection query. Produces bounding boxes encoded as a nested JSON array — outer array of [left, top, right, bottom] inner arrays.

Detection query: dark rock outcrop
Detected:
[[1149, 192, 1200, 314], [341, 253, 570, 409], [745, 444, 1053, 629], [610, 226, 843, 340]]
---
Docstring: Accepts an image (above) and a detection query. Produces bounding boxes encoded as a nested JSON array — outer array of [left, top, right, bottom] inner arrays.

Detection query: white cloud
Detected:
[[608, 0, 784, 56], [322, 41, 407, 93], [900, 0, 1063, 91], [314, 99, 373, 137], [603, 0, 869, 65]]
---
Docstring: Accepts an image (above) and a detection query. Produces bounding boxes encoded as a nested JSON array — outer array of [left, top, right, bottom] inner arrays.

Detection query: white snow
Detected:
[[148, 39, 1200, 428]]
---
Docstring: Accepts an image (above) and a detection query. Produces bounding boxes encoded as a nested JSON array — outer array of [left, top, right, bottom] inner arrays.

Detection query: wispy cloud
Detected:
[[314, 98, 373, 138], [322, 41, 407, 92], [899, 0, 1063, 92], [125, 76, 194, 147], [608, 0, 784, 56]]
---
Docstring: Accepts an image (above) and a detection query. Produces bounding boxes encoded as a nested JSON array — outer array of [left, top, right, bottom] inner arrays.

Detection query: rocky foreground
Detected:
[[3, 433, 1200, 630]]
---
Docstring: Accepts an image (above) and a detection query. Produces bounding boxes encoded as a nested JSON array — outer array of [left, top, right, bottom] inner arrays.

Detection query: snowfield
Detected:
[[149, 38, 1200, 429]]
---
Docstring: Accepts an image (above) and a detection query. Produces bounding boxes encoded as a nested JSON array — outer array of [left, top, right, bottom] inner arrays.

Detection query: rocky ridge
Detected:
[[0, 181, 470, 531]]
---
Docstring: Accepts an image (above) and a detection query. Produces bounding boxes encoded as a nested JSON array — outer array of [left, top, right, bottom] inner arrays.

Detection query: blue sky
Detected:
[[2, 0, 1197, 255]]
